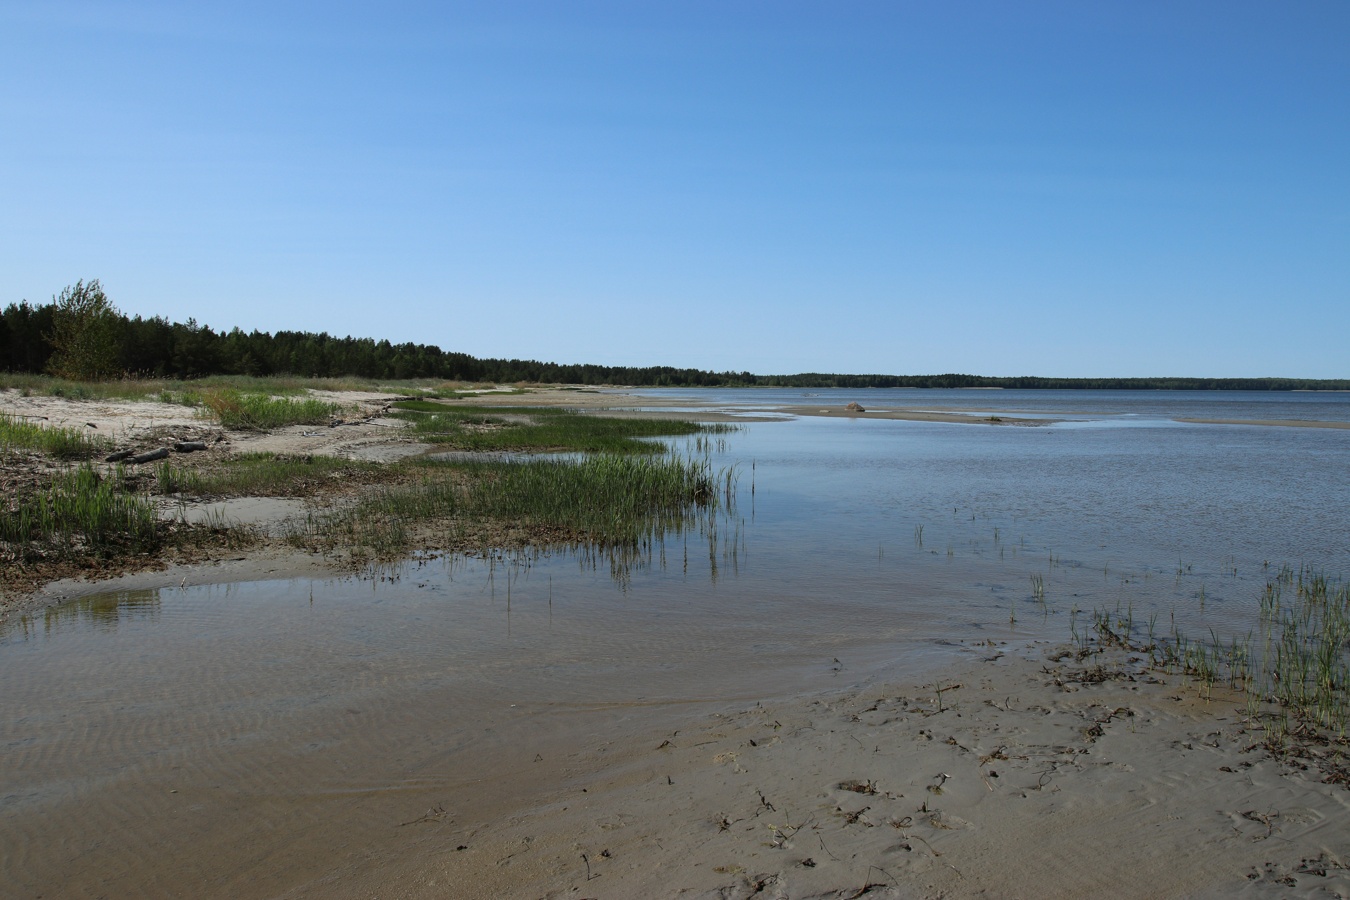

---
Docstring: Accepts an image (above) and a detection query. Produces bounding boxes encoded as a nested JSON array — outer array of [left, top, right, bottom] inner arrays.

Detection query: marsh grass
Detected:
[[302, 475, 462, 559], [156, 453, 377, 496], [1254, 567, 1350, 735], [1, 465, 158, 554], [462, 453, 718, 530], [301, 453, 730, 567], [1077, 567, 1349, 750], [390, 403, 732, 454], [200, 389, 339, 430], [0, 413, 109, 459]]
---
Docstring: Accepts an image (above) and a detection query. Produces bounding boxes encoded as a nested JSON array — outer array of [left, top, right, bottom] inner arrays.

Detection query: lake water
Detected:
[[3, 389, 1348, 895]]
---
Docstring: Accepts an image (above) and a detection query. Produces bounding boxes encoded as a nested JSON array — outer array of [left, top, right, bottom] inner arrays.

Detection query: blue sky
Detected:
[[2, 2, 1346, 377]]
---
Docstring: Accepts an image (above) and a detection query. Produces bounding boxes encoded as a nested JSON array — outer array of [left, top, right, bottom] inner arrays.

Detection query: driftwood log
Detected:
[[129, 448, 170, 464], [174, 441, 208, 453]]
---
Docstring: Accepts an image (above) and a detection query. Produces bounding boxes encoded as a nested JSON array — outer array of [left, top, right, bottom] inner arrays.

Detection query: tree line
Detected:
[[3, 283, 1346, 390]]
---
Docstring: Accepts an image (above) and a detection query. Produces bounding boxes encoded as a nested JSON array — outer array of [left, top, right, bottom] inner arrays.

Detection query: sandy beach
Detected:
[[400, 644, 1350, 900], [3, 385, 1348, 899]]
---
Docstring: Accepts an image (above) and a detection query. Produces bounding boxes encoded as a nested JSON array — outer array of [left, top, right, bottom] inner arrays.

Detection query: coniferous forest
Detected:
[[2, 286, 1346, 391]]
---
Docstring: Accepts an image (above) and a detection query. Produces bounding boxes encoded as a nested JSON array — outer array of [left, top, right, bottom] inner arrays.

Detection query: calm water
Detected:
[[3, 390, 1348, 895], [632, 386, 1350, 424]]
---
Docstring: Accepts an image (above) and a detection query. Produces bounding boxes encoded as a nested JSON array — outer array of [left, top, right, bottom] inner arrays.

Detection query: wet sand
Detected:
[[1177, 417, 1350, 430], [4, 624, 1347, 899], [405, 645, 1350, 899]]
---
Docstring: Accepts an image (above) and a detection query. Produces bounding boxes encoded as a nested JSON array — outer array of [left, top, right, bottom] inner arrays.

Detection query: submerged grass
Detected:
[[1079, 566, 1350, 752], [390, 402, 733, 454], [0, 413, 109, 460], [1, 465, 159, 553], [1255, 567, 1350, 736]]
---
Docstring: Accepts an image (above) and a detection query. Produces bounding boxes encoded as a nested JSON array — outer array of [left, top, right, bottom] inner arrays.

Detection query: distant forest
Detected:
[[3, 296, 1346, 391]]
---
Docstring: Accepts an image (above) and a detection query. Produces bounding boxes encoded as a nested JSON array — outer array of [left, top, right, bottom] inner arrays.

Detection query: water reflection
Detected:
[[5, 588, 162, 641]]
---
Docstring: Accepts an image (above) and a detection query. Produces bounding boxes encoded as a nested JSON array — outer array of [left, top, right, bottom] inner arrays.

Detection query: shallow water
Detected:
[[633, 386, 1350, 424], [3, 391, 1348, 895]]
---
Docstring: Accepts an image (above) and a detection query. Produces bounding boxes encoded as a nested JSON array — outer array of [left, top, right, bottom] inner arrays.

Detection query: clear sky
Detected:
[[2, 2, 1346, 378]]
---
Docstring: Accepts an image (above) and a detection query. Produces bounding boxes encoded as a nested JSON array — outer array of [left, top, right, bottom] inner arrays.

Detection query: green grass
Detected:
[[460, 453, 720, 532], [1077, 566, 1350, 747], [391, 399, 493, 414], [1254, 567, 1350, 735], [201, 389, 340, 430], [156, 453, 378, 496], [390, 402, 732, 453], [303, 452, 732, 562], [1, 465, 159, 553], [0, 412, 109, 459], [0, 373, 157, 401]]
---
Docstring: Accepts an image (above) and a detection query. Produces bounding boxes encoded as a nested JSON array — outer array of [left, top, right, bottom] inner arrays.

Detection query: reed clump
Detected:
[[0, 413, 109, 460]]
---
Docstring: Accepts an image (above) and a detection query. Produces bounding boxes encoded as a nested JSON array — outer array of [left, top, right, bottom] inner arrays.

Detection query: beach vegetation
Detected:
[[199, 389, 339, 430], [391, 403, 733, 454], [0, 464, 158, 555], [297, 452, 732, 569], [155, 453, 378, 497], [1076, 567, 1349, 752], [0, 413, 109, 460]]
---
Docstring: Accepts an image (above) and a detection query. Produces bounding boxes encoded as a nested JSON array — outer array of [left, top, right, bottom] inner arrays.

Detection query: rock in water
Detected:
[[845, 401, 866, 412]]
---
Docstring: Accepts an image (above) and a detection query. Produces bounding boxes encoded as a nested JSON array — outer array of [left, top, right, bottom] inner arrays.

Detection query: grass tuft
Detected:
[[201, 389, 339, 430], [0, 413, 109, 460], [1, 465, 159, 553]]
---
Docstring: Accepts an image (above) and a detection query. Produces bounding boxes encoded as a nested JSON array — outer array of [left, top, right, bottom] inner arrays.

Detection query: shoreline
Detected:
[[0, 384, 1051, 622], [6, 383, 1347, 620]]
